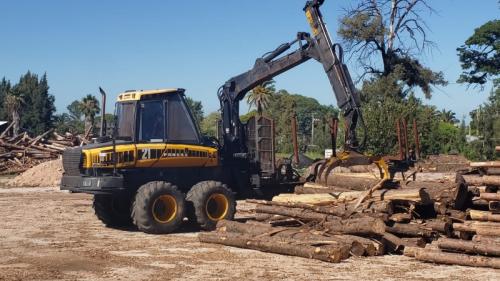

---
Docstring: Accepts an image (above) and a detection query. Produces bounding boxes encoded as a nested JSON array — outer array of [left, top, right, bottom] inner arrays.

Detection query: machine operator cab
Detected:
[[114, 88, 201, 145]]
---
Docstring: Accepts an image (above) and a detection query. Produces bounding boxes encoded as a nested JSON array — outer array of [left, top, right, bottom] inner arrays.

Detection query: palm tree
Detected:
[[440, 109, 458, 124], [81, 94, 100, 134], [4, 93, 24, 136], [247, 80, 275, 116]]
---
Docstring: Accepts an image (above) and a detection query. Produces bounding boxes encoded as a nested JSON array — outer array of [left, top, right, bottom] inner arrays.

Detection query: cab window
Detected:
[[167, 94, 199, 143], [138, 100, 164, 142]]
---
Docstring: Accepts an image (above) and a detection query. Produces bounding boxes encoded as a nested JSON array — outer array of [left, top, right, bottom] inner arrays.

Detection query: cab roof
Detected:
[[117, 88, 185, 101]]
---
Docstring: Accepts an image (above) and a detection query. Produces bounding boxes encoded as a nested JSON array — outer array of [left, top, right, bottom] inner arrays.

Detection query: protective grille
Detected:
[[62, 147, 83, 176]]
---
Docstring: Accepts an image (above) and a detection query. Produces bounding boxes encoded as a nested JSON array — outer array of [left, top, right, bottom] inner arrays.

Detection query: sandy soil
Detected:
[[0, 186, 499, 281]]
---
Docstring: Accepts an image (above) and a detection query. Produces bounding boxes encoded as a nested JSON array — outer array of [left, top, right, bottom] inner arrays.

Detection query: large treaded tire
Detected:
[[132, 181, 185, 234], [186, 181, 236, 230], [93, 195, 132, 227]]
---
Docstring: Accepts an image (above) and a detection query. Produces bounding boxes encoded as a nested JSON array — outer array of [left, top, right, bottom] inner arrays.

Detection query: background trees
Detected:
[[457, 20, 500, 87], [0, 72, 55, 136], [80, 95, 100, 134]]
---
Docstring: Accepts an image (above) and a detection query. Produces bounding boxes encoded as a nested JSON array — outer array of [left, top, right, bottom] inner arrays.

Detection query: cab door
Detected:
[[135, 99, 167, 168]]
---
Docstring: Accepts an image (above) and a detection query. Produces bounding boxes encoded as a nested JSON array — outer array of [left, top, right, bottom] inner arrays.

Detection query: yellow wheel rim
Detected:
[[152, 195, 177, 223], [206, 193, 229, 221]]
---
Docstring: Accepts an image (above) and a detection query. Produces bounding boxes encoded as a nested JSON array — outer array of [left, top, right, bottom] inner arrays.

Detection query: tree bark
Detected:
[[422, 219, 453, 236], [322, 217, 387, 236], [386, 223, 436, 238], [413, 248, 500, 269], [472, 235, 500, 244], [255, 204, 338, 222], [198, 232, 348, 263], [437, 237, 500, 257]]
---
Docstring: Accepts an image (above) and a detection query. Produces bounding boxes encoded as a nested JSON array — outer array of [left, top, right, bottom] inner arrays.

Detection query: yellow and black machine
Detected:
[[61, 0, 405, 234]]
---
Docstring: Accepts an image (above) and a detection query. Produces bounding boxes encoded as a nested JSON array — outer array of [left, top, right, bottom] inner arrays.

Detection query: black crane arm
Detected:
[[218, 0, 364, 161]]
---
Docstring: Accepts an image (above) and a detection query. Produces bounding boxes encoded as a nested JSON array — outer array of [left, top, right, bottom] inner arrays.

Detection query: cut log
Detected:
[[321, 217, 386, 236], [381, 233, 405, 253], [198, 232, 348, 263], [422, 219, 453, 236], [255, 204, 338, 222], [468, 209, 500, 222], [470, 161, 500, 168], [272, 188, 425, 205], [248, 199, 393, 217], [452, 221, 500, 236], [480, 192, 500, 201], [472, 235, 500, 244], [318, 173, 381, 191], [296, 183, 357, 194], [496, 146, 500, 152], [216, 220, 379, 256], [464, 175, 500, 187], [386, 223, 436, 238], [437, 237, 500, 256], [413, 248, 500, 269]]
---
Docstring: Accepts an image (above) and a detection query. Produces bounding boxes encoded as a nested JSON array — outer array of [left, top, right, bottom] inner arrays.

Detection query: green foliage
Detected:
[[53, 113, 83, 135], [81, 94, 100, 133], [457, 20, 500, 86], [466, 88, 500, 160], [200, 111, 221, 137], [3, 72, 56, 135], [239, 110, 257, 123], [54, 99, 86, 134], [67, 100, 84, 121], [266, 90, 338, 153], [247, 80, 275, 115], [185, 97, 204, 127]]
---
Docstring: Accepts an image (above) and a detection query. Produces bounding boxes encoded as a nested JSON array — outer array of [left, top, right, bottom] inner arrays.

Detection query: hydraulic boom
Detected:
[[218, 0, 364, 162]]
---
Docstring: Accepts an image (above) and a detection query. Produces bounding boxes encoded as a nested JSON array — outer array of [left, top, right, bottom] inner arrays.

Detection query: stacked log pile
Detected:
[[199, 170, 500, 268], [0, 125, 81, 175]]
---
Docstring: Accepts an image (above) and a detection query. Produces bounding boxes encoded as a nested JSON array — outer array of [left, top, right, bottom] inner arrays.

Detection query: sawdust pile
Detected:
[[8, 158, 63, 187]]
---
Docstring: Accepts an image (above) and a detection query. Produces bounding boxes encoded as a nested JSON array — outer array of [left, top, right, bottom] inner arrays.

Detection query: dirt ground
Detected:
[[0, 186, 499, 281]]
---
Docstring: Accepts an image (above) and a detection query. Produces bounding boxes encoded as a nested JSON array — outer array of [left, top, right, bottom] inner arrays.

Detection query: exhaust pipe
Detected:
[[99, 87, 106, 137]]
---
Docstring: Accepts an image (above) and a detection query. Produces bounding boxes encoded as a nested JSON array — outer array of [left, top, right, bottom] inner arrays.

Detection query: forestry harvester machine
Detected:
[[60, 0, 411, 234]]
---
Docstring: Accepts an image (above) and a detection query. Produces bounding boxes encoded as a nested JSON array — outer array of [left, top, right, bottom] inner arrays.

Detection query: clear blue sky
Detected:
[[0, 0, 498, 120]]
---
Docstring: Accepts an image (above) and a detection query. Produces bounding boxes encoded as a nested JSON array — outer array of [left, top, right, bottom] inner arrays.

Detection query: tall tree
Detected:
[[81, 94, 100, 134], [4, 93, 23, 136], [11, 72, 55, 135], [457, 20, 500, 87], [338, 0, 446, 98], [247, 80, 275, 115], [439, 109, 459, 124], [0, 78, 11, 121], [67, 100, 84, 121]]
